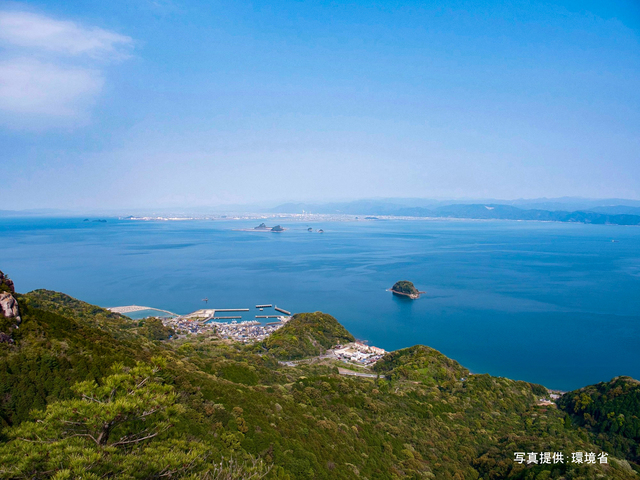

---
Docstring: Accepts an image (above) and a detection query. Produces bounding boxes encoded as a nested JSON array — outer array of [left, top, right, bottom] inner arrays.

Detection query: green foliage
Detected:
[[260, 312, 354, 360], [558, 376, 640, 464], [17, 359, 180, 443], [0, 289, 637, 479], [0, 360, 182, 477], [21, 289, 136, 340], [391, 280, 418, 295], [374, 344, 468, 386], [0, 270, 14, 294], [138, 317, 175, 340], [529, 382, 549, 397], [0, 300, 148, 427], [219, 363, 260, 385], [0, 316, 14, 336], [0, 359, 270, 479]]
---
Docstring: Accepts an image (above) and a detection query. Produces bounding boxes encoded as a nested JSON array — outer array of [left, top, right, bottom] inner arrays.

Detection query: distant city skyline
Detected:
[[1, 0, 639, 209]]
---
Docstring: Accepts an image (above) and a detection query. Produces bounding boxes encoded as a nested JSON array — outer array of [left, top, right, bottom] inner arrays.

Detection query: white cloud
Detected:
[[0, 58, 103, 116], [0, 9, 132, 127], [0, 11, 132, 58]]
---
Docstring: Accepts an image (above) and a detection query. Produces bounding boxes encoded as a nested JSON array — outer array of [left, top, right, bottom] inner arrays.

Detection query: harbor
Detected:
[[107, 301, 294, 343]]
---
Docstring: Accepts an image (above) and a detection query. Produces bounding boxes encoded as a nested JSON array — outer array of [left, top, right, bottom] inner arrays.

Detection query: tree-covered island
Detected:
[[390, 280, 423, 299]]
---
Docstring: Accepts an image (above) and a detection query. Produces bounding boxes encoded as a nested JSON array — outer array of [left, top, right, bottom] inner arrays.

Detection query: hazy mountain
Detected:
[[271, 199, 640, 226]]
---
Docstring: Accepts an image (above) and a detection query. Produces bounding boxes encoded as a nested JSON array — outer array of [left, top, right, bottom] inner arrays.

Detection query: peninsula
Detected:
[[390, 280, 423, 299]]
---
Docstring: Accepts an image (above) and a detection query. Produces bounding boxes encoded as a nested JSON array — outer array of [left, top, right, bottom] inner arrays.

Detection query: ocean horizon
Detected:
[[1, 215, 639, 391]]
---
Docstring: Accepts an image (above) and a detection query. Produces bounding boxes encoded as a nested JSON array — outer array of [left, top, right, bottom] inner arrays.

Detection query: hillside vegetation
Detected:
[[0, 284, 638, 478], [558, 376, 640, 465], [259, 312, 354, 360], [373, 345, 468, 386]]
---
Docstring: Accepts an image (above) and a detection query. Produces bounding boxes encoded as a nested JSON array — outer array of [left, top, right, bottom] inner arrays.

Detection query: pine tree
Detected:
[[0, 358, 270, 479]]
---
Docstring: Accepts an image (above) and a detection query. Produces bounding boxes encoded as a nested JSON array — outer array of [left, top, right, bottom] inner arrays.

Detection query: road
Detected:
[[337, 368, 382, 379]]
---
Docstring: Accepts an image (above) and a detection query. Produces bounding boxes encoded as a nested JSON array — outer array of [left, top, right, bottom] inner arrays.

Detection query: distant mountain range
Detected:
[[3, 197, 640, 225], [271, 199, 640, 226]]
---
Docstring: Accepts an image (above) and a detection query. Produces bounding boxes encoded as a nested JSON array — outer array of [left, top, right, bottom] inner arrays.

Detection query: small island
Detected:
[[244, 223, 285, 233], [390, 280, 423, 299]]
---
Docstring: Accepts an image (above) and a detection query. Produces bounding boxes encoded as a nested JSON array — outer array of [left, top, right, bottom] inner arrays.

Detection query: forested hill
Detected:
[[259, 311, 355, 360], [0, 283, 639, 478], [557, 376, 640, 465]]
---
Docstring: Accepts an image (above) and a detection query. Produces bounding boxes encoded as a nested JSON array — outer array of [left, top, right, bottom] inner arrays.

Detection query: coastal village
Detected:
[[106, 280, 435, 368], [164, 317, 291, 343], [166, 312, 388, 365], [108, 303, 387, 366], [106, 280, 429, 367]]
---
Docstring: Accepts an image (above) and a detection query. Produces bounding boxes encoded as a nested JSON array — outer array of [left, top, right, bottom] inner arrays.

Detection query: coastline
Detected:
[[4, 216, 637, 391], [116, 213, 640, 227], [389, 288, 425, 300]]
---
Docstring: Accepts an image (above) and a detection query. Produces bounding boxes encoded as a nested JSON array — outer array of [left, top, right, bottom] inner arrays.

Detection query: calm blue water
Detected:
[[1, 217, 639, 390]]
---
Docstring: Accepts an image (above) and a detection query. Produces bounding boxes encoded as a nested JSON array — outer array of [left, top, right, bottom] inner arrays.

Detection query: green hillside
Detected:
[[0, 283, 638, 478], [373, 345, 468, 386], [259, 311, 355, 360], [558, 376, 640, 465]]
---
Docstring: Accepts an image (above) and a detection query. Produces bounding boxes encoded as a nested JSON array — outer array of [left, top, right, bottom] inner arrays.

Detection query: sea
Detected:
[[1, 216, 639, 391]]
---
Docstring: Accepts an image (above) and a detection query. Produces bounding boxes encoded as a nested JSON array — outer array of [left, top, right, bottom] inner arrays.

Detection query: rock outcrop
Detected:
[[0, 292, 21, 324], [0, 270, 21, 342]]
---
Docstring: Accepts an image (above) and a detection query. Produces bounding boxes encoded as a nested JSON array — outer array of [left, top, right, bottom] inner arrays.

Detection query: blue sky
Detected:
[[1, 0, 639, 210]]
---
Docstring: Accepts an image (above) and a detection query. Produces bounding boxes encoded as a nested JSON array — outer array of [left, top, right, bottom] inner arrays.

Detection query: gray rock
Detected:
[[0, 292, 21, 325]]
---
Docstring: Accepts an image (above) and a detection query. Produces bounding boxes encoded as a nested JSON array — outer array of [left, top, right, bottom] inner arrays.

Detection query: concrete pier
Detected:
[[274, 307, 291, 315], [107, 305, 178, 316]]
